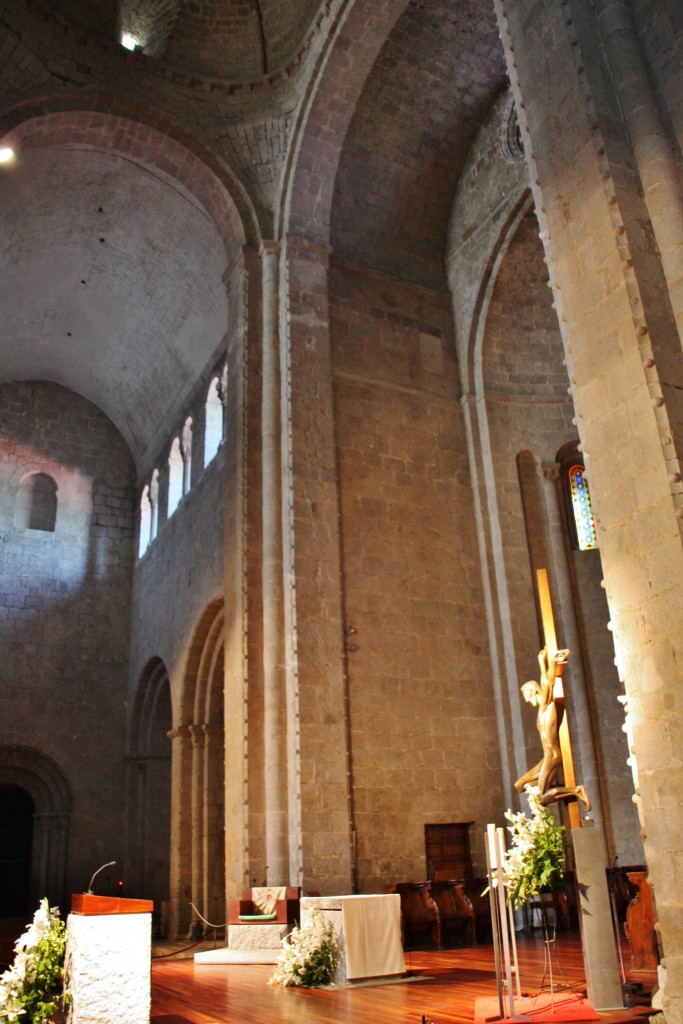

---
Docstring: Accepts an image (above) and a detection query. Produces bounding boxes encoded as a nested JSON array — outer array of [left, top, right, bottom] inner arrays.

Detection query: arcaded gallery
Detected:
[[0, 0, 681, 1022]]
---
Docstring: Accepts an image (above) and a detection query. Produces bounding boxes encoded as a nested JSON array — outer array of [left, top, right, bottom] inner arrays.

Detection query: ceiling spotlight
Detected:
[[120, 32, 139, 51], [0, 146, 15, 163]]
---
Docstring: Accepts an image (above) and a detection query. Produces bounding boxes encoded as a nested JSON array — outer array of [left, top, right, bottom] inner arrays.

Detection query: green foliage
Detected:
[[0, 899, 70, 1023], [503, 786, 566, 909], [269, 908, 340, 988]]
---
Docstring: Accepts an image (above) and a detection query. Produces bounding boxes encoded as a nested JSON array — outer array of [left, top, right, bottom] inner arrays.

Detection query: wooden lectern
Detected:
[[66, 894, 154, 1024], [71, 894, 153, 916]]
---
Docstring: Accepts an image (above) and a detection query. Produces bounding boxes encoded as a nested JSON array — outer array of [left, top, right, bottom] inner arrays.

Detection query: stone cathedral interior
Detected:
[[0, 0, 681, 1019]]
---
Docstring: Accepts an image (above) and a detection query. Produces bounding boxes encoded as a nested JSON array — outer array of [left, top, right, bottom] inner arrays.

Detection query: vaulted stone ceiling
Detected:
[[331, 0, 508, 291], [45, 0, 322, 78], [0, 146, 228, 468], [1, 0, 511, 473]]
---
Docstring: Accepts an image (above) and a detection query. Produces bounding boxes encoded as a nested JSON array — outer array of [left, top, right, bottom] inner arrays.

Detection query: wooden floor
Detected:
[[151, 933, 657, 1024]]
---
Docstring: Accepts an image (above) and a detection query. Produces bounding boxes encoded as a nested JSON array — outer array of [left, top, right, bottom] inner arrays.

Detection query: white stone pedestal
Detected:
[[571, 826, 624, 1010], [65, 912, 151, 1024], [227, 922, 288, 949]]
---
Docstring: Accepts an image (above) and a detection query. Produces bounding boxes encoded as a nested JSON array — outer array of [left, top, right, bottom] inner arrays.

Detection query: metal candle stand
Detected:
[[485, 823, 529, 1022]]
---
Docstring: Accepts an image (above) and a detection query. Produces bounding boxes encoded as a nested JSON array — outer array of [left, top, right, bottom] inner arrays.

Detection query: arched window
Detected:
[[139, 484, 151, 558], [15, 472, 58, 532], [182, 417, 193, 495], [568, 464, 598, 551], [150, 469, 159, 539], [204, 372, 225, 468], [168, 438, 183, 517]]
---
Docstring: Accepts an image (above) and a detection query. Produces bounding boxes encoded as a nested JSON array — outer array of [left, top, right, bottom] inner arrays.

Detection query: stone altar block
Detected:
[[65, 895, 153, 1024], [301, 894, 405, 984]]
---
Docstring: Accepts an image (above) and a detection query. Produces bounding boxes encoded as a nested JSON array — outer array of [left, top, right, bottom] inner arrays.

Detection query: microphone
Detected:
[[86, 861, 117, 894]]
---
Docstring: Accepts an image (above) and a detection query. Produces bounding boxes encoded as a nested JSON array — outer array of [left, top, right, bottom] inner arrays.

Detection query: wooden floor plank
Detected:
[[151, 934, 657, 1024]]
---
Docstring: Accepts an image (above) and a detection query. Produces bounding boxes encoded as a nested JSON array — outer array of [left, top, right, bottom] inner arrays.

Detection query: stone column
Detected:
[[494, 1, 683, 1018], [166, 725, 191, 936], [189, 724, 205, 921], [201, 722, 225, 924], [261, 240, 289, 885], [280, 234, 354, 894], [222, 252, 255, 895]]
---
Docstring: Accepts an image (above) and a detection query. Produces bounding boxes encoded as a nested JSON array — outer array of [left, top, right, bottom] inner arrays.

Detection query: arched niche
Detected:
[[169, 599, 225, 937], [0, 747, 72, 913], [127, 658, 173, 921]]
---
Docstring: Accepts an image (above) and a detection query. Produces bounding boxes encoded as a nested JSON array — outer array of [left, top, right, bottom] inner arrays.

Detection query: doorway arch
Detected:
[[171, 599, 225, 936], [0, 747, 72, 914]]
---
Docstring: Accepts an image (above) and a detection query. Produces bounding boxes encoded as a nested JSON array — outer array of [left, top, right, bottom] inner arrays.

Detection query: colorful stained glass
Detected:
[[568, 464, 598, 550]]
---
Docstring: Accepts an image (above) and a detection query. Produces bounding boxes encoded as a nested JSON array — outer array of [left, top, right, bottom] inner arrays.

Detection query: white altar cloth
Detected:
[[301, 894, 405, 983]]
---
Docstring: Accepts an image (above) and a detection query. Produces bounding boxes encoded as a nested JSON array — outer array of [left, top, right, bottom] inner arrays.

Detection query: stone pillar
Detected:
[[166, 724, 191, 936], [201, 722, 225, 924], [538, 461, 603, 827], [189, 724, 205, 920], [494, 1, 683, 1018], [222, 252, 255, 896], [261, 240, 289, 886], [280, 234, 354, 894]]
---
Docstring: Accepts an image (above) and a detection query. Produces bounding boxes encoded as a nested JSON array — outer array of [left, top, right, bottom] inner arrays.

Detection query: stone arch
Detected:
[[171, 598, 225, 935], [0, 746, 72, 911], [279, 0, 410, 241], [127, 658, 172, 918], [2, 108, 259, 254]]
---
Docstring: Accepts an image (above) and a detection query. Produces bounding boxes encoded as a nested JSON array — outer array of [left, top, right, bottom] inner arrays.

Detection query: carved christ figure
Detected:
[[515, 646, 592, 811]]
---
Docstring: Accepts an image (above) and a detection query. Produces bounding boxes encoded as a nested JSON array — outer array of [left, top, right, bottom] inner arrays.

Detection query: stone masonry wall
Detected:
[[329, 261, 503, 890], [0, 380, 136, 898], [129, 448, 225, 718]]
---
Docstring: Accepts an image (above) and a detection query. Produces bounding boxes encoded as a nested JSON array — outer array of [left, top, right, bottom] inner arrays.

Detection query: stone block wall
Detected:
[[329, 261, 503, 890], [480, 207, 641, 862], [129, 448, 226, 710], [0, 380, 136, 899]]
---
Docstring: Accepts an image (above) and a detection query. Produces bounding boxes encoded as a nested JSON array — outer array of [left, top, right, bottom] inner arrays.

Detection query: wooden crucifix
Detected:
[[514, 568, 589, 830]]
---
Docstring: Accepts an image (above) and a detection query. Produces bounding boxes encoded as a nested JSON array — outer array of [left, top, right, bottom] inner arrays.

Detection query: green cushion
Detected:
[[238, 912, 278, 921]]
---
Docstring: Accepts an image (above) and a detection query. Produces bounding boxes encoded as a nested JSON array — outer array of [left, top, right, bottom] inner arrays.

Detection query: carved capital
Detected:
[[539, 461, 561, 484]]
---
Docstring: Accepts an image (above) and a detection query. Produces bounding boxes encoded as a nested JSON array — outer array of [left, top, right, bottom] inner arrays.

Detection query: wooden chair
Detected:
[[390, 883, 441, 949], [227, 886, 300, 927], [429, 881, 476, 946]]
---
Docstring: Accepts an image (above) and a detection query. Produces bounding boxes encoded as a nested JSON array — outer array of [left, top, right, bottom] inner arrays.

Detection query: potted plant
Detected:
[[268, 907, 340, 988], [502, 785, 566, 909]]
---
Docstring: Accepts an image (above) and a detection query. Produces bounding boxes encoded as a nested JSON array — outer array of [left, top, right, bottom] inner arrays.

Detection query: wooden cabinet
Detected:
[[425, 822, 474, 881]]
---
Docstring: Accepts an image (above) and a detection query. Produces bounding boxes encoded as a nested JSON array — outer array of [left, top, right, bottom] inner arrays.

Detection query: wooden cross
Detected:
[[537, 568, 582, 830]]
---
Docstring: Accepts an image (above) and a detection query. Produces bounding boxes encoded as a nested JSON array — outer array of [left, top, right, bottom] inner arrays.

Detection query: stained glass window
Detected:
[[568, 464, 597, 550]]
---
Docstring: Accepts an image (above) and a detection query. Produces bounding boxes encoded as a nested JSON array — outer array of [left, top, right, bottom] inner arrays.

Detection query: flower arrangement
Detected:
[[0, 899, 69, 1023], [268, 908, 339, 988], [502, 785, 566, 908]]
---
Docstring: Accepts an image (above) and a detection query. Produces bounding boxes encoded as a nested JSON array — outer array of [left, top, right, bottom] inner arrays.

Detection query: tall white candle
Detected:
[[487, 822, 497, 869]]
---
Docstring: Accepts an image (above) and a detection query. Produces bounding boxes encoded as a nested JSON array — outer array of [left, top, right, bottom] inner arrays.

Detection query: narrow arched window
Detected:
[[204, 373, 225, 467], [182, 417, 193, 495], [568, 464, 598, 551], [15, 473, 58, 532], [139, 485, 151, 558], [150, 469, 159, 539], [168, 439, 183, 517]]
